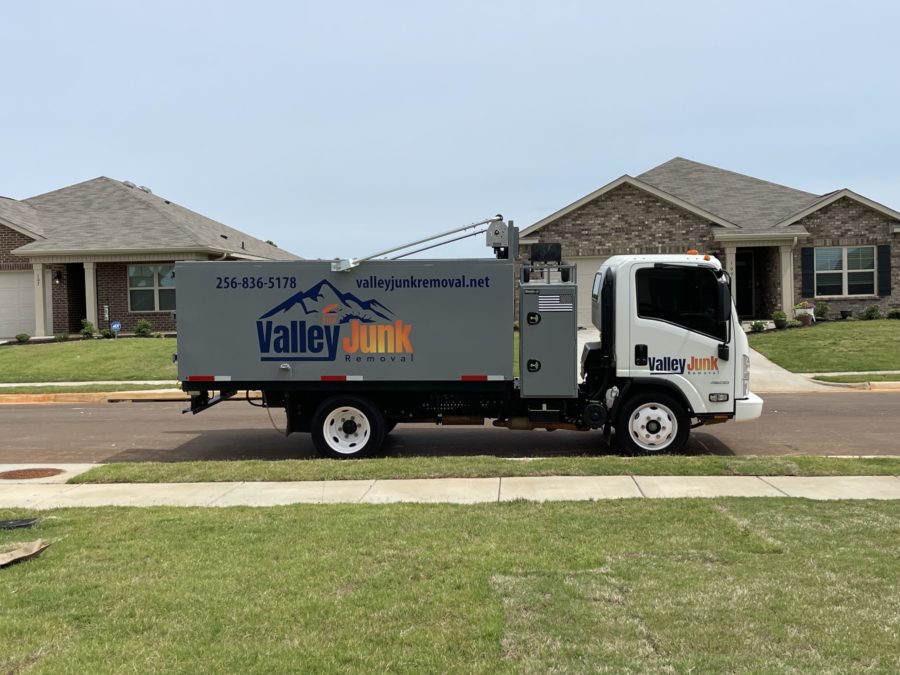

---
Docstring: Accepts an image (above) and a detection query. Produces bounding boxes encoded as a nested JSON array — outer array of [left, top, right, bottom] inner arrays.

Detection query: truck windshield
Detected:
[[636, 267, 726, 341]]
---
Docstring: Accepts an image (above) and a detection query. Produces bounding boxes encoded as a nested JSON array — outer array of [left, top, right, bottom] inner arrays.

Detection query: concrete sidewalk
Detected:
[[1, 470, 898, 507]]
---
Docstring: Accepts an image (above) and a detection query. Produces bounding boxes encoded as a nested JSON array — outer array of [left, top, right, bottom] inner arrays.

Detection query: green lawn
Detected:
[[1, 500, 897, 672], [71, 455, 900, 484], [0, 338, 177, 382], [0, 383, 176, 395], [748, 319, 900, 372]]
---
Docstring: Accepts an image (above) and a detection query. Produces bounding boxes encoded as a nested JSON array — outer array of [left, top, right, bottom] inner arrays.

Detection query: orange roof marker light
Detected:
[[703, 254, 711, 260], [686, 249, 699, 255]]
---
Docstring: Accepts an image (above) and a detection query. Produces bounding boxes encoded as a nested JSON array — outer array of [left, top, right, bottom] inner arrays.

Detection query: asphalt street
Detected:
[[0, 391, 898, 463]]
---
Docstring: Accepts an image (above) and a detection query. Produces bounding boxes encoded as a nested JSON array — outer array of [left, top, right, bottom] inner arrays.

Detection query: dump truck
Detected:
[[177, 216, 762, 457]]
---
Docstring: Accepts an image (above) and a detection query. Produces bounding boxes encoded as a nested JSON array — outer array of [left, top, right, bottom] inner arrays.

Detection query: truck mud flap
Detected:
[[183, 390, 236, 415]]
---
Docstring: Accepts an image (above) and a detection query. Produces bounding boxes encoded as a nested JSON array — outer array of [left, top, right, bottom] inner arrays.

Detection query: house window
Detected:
[[128, 265, 176, 312], [814, 246, 876, 296]]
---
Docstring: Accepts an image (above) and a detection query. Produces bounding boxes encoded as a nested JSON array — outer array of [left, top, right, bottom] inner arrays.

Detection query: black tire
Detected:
[[614, 391, 689, 455], [311, 396, 385, 459]]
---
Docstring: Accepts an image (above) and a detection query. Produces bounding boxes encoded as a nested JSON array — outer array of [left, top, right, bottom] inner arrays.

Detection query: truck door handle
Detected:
[[634, 344, 648, 366], [526, 312, 541, 325]]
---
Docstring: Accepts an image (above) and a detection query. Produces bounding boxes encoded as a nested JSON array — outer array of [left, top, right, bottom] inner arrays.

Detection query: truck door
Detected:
[[628, 264, 735, 416]]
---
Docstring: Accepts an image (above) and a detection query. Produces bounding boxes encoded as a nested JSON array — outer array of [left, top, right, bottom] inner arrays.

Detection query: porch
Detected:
[[719, 239, 800, 321]]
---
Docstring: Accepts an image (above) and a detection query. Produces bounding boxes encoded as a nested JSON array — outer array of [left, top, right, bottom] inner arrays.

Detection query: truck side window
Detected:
[[636, 267, 726, 341], [591, 272, 602, 301]]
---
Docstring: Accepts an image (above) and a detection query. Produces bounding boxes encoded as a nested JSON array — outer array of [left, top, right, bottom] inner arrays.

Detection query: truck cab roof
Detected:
[[599, 253, 723, 271]]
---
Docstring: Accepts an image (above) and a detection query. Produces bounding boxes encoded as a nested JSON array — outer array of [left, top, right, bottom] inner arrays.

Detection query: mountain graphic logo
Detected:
[[259, 279, 393, 324]]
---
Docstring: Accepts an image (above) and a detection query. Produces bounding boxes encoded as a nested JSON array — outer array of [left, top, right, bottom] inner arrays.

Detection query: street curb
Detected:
[[0, 390, 189, 405]]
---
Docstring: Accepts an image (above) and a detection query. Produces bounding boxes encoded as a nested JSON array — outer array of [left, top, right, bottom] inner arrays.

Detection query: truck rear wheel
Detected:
[[615, 392, 689, 455], [312, 396, 385, 459]]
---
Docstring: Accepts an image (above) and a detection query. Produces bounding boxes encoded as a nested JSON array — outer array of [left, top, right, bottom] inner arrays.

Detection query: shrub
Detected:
[[101, 328, 115, 339], [15, 333, 30, 344], [786, 319, 802, 329], [862, 304, 882, 321], [749, 321, 766, 333], [888, 308, 900, 320], [814, 301, 830, 320], [135, 319, 153, 337], [81, 319, 95, 339], [54, 332, 69, 342], [771, 309, 787, 321]]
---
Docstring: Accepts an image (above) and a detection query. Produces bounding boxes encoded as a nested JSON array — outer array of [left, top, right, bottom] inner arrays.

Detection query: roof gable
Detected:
[[0, 197, 47, 239], [13, 177, 297, 259], [775, 188, 900, 227], [520, 175, 738, 238]]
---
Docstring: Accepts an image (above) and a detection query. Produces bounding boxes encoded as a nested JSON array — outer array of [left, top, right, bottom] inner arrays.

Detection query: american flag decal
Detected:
[[538, 294, 574, 312]]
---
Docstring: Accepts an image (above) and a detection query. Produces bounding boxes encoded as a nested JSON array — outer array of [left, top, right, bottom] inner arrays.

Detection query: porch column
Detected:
[[84, 262, 99, 328], [723, 245, 737, 302], [779, 245, 794, 313], [33, 263, 47, 337]]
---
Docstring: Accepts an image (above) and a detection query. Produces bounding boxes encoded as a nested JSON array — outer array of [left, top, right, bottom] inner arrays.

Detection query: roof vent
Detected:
[[138, 185, 152, 194], [123, 181, 137, 188]]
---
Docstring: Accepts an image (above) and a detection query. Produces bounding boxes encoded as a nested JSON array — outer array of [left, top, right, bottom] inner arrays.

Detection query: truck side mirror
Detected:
[[717, 280, 732, 323]]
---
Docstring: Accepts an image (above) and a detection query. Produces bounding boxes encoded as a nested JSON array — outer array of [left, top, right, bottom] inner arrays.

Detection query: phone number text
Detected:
[[215, 276, 297, 290]]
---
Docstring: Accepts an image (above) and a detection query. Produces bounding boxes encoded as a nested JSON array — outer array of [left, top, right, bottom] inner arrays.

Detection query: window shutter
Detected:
[[877, 245, 891, 297], [800, 248, 814, 298]]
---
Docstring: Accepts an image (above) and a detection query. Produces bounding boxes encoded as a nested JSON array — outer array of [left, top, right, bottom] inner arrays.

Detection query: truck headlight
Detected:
[[742, 354, 751, 398]]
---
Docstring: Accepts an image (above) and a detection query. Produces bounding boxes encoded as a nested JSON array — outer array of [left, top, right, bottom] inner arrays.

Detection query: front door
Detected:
[[735, 250, 755, 319]]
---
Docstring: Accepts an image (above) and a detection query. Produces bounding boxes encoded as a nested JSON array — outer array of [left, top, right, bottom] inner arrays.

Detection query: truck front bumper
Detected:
[[734, 392, 763, 422]]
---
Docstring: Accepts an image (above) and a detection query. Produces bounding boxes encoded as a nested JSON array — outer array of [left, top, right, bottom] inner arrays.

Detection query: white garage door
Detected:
[[572, 257, 607, 328], [0, 270, 36, 338]]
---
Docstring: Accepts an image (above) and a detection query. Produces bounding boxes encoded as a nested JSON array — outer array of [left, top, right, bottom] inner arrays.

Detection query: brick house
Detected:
[[520, 158, 900, 325], [0, 177, 298, 338]]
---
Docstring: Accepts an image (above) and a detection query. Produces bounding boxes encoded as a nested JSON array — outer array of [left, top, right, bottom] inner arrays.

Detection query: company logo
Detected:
[[649, 354, 719, 375], [256, 280, 414, 362]]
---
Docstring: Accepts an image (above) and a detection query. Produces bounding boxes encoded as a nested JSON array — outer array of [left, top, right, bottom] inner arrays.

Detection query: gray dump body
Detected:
[[176, 258, 514, 383]]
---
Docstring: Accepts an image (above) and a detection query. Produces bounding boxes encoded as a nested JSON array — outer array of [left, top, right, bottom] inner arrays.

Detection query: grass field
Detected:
[[748, 319, 900, 372], [0, 383, 176, 395], [1, 500, 897, 672], [70, 455, 900, 483], [0, 338, 177, 382]]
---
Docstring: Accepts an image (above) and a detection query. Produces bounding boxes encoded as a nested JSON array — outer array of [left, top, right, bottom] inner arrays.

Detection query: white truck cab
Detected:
[[584, 253, 763, 453]]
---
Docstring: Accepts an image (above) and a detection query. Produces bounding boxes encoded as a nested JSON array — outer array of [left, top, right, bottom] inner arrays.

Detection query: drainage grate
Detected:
[[0, 468, 65, 480]]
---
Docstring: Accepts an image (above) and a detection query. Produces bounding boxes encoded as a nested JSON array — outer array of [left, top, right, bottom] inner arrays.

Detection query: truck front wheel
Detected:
[[312, 396, 385, 459], [615, 392, 689, 455]]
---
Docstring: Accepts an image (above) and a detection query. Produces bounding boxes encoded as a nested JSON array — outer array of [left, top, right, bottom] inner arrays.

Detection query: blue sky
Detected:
[[3, 1, 899, 259]]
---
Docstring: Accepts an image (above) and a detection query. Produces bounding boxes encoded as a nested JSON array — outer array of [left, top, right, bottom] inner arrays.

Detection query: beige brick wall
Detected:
[[0, 225, 34, 270], [520, 183, 719, 259]]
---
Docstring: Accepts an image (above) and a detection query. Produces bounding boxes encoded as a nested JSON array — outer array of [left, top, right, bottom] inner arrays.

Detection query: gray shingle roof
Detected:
[[638, 157, 822, 229], [11, 177, 298, 259], [0, 197, 46, 238]]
